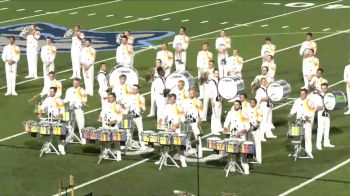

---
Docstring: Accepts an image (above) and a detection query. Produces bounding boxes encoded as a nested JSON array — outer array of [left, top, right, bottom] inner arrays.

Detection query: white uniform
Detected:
[[261, 61, 276, 81], [173, 35, 190, 71], [215, 37, 231, 77], [302, 56, 320, 88], [26, 31, 40, 78], [344, 64, 350, 111], [156, 50, 173, 77], [149, 76, 167, 120], [201, 68, 214, 120], [40, 79, 62, 98], [196, 50, 213, 98], [80, 46, 96, 95], [40, 44, 56, 86], [112, 83, 131, 103], [261, 43, 276, 58], [100, 102, 124, 128], [299, 40, 317, 56], [63, 86, 87, 144], [126, 93, 146, 149], [223, 109, 250, 174], [184, 97, 203, 158], [309, 76, 328, 92], [314, 93, 332, 148], [247, 105, 263, 164], [255, 86, 275, 138], [116, 43, 134, 67], [71, 32, 84, 78], [2, 44, 20, 95], [97, 71, 109, 108], [289, 96, 317, 156], [227, 55, 243, 78], [171, 88, 188, 107], [206, 79, 222, 134]]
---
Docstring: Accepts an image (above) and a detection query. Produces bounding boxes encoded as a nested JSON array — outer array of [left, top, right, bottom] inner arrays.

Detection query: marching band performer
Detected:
[[112, 74, 131, 103], [156, 42, 173, 77], [215, 30, 231, 78], [261, 55, 276, 82], [247, 99, 263, 164], [70, 25, 84, 79], [302, 49, 320, 89], [98, 92, 125, 161], [63, 78, 88, 144], [124, 30, 134, 45], [40, 71, 62, 98], [251, 66, 271, 92], [201, 60, 215, 121], [148, 67, 167, 121], [2, 36, 20, 96], [97, 63, 109, 108], [208, 69, 223, 135], [171, 80, 188, 106], [80, 38, 96, 96], [344, 58, 350, 115], [116, 36, 134, 67], [315, 83, 335, 150], [40, 37, 56, 86], [232, 93, 248, 112], [126, 85, 147, 150], [38, 87, 66, 155], [223, 100, 250, 175], [299, 32, 317, 57], [24, 23, 40, 79], [288, 88, 318, 159], [197, 42, 213, 98], [255, 78, 277, 140], [158, 93, 187, 167], [309, 68, 328, 92], [227, 49, 243, 78], [261, 37, 276, 62], [173, 27, 190, 71], [184, 88, 203, 158]]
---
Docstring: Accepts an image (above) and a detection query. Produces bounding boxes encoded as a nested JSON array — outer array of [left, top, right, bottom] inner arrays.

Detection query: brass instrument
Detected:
[[19, 26, 33, 37], [251, 78, 260, 93], [145, 67, 156, 81], [199, 72, 209, 85], [116, 33, 124, 44], [64, 28, 75, 38]]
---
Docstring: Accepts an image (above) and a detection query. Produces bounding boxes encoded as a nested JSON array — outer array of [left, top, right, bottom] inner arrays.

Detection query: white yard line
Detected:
[[279, 158, 350, 196], [0, 0, 122, 24], [90, 0, 233, 30]]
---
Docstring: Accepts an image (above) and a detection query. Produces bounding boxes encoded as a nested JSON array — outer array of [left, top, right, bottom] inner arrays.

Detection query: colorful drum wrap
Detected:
[[111, 130, 127, 142], [241, 142, 255, 154], [206, 137, 221, 150], [226, 141, 240, 154], [172, 134, 187, 146]]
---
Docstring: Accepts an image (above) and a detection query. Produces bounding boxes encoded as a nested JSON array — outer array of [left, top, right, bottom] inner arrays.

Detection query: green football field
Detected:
[[0, 0, 350, 195]]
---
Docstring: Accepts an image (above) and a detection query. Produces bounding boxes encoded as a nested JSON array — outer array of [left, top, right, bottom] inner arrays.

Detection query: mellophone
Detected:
[[206, 137, 256, 155], [23, 120, 68, 137]]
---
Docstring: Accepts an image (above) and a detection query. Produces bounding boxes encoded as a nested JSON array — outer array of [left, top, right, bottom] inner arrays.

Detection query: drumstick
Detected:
[[28, 93, 41, 102]]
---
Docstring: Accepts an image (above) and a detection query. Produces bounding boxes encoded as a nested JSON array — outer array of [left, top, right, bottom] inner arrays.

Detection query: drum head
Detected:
[[165, 71, 193, 90], [109, 66, 139, 87], [324, 93, 336, 110], [267, 81, 291, 102], [218, 77, 238, 99]]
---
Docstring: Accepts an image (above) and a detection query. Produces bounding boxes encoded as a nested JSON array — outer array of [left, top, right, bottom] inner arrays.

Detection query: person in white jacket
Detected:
[[116, 35, 134, 67], [2, 36, 20, 96], [196, 42, 213, 99], [302, 49, 320, 89], [261, 37, 276, 62], [173, 27, 190, 71], [80, 38, 96, 96], [24, 23, 40, 79], [215, 30, 231, 78], [40, 37, 56, 86], [299, 32, 317, 58], [344, 58, 350, 115], [156, 42, 173, 77], [70, 25, 84, 79], [97, 63, 109, 108]]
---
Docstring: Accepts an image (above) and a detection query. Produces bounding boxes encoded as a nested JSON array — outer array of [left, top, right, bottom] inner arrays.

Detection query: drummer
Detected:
[[112, 74, 131, 103], [261, 55, 276, 82], [97, 63, 110, 108], [206, 69, 223, 135], [201, 60, 215, 121], [156, 42, 173, 77], [98, 92, 126, 161], [227, 49, 244, 78], [38, 87, 66, 155], [223, 100, 250, 175], [148, 67, 167, 121], [231, 93, 248, 112], [247, 99, 263, 164], [251, 66, 271, 92], [156, 93, 187, 167], [171, 80, 189, 106], [344, 58, 350, 115], [309, 68, 328, 92], [261, 37, 276, 62]]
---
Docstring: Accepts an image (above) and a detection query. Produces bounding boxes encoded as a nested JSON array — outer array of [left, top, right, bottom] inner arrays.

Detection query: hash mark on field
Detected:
[[220, 22, 228, 25], [16, 9, 25, 12], [34, 10, 43, 13], [301, 27, 309, 30], [106, 14, 114, 17], [260, 24, 269, 27], [181, 19, 189, 22], [322, 28, 331, 31], [0, 7, 8, 11], [162, 18, 171, 21], [282, 25, 289, 29], [0, 0, 10, 2], [200, 20, 209, 24], [124, 15, 133, 18], [69, 12, 78, 15], [87, 13, 96, 16], [263, 2, 281, 5]]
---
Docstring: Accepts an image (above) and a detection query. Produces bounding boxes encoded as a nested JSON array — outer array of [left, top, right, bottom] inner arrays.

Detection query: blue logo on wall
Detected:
[[0, 22, 174, 53]]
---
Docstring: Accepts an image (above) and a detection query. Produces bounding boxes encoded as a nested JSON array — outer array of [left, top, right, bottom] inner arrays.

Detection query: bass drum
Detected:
[[267, 80, 291, 102], [165, 71, 194, 90], [109, 66, 139, 87], [218, 76, 245, 100], [323, 90, 347, 110]]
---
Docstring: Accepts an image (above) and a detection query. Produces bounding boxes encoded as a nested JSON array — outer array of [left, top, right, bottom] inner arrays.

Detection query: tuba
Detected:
[[19, 26, 33, 37], [64, 28, 74, 38]]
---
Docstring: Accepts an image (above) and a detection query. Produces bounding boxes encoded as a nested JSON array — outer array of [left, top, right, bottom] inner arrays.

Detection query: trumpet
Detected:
[[64, 28, 75, 38], [19, 26, 33, 37]]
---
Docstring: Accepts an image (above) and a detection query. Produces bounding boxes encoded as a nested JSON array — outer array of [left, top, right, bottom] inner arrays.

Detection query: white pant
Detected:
[[43, 63, 54, 87], [82, 66, 94, 95], [155, 96, 167, 121], [100, 97, 108, 109], [211, 101, 222, 133], [316, 112, 331, 147], [304, 120, 313, 155], [133, 116, 145, 148], [260, 104, 274, 137], [201, 87, 211, 120], [5, 63, 17, 94], [190, 122, 203, 158], [149, 92, 156, 116], [175, 51, 186, 71], [347, 85, 350, 110], [218, 53, 228, 78], [71, 49, 81, 78], [27, 50, 38, 77], [303, 74, 310, 89], [252, 130, 262, 164], [74, 108, 85, 141]]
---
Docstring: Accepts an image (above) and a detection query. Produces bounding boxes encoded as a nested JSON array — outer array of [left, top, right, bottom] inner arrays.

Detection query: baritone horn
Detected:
[[64, 28, 74, 38], [19, 26, 33, 37]]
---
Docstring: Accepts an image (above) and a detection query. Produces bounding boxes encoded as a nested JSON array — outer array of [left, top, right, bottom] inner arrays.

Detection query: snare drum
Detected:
[[141, 130, 155, 143], [82, 127, 96, 140], [98, 130, 112, 142], [206, 137, 221, 150], [109, 66, 139, 87], [172, 133, 187, 146], [323, 90, 347, 110], [52, 122, 67, 136], [241, 141, 255, 154], [216, 140, 226, 151], [225, 139, 241, 154], [288, 122, 304, 137], [119, 115, 133, 129], [111, 130, 127, 142], [34, 100, 44, 114], [165, 71, 194, 90], [218, 76, 245, 99], [39, 122, 51, 135], [158, 131, 173, 145], [23, 120, 37, 133], [62, 107, 73, 122], [267, 80, 291, 102], [89, 128, 99, 141]]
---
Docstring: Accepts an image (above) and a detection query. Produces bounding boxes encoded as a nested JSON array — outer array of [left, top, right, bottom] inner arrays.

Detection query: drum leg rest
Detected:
[[158, 147, 180, 170], [39, 142, 60, 157], [224, 154, 243, 177]]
